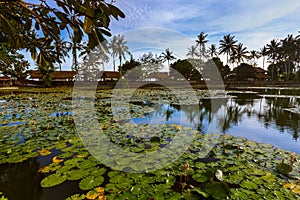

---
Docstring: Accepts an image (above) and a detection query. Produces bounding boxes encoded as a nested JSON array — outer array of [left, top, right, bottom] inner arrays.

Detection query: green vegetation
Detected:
[[0, 88, 300, 199]]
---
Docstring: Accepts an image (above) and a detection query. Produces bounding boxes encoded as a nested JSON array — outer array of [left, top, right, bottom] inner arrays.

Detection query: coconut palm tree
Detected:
[[208, 44, 218, 58], [186, 45, 198, 58], [115, 34, 130, 75], [54, 39, 71, 71], [108, 36, 118, 71], [230, 43, 248, 66], [266, 39, 280, 80], [160, 48, 176, 74], [195, 32, 208, 60], [219, 34, 237, 64], [249, 50, 259, 66], [259, 46, 268, 70]]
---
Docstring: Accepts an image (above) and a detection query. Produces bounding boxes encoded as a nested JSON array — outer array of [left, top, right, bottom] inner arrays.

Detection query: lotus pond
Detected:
[[1, 87, 300, 200]]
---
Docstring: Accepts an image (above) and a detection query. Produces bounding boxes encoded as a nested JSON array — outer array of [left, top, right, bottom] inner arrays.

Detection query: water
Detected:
[[1, 88, 300, 199], [132, 92, 300, 154]]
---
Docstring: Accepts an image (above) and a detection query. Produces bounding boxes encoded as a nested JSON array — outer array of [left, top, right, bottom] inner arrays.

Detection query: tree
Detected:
[[259, 46, 268, 70], [186, 45, 198, 58], [266, 39, 280, 80], [160, 48, 176, 74], [140, 52, 163, 78], [234, 63, 255, 81], [170, 59, 201, 80], [230, 43, 248, 66], [115, 34, 130, 75], [108, 35, 118, 71], [219, 34, 237, 64], [0, 0, 125, 81], [249, 50, 259, 66], [195, 32, 208, 60], [0, 50, 29, 83], [208, 44, 218, 58]]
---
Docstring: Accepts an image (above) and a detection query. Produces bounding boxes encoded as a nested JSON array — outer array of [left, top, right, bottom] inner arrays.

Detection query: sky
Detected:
[[25, 0, 300, 70]]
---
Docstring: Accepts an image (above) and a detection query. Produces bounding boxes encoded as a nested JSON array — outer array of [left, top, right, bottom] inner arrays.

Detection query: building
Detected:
[[254, 67, 269, 81], [0, 76, 11, 87], [28, 70, 76, 81], [102, 71, 121, 81]]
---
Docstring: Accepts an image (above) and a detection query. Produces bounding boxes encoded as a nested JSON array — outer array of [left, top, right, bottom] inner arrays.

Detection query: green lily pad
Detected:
[[65, 194, 85, 200], [240, 180, 258, 190], [79, 176, 104, 190], [41, 173, 67, 187], [67, 169, 90, 180]]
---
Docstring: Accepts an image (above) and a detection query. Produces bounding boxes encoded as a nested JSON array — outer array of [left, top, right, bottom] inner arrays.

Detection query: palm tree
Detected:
[[266, 39, 280, 80], [230, 43, 248, 66], [208, 44, 218, 58], [54, 39, 70, 71], [115, 34, 131, 75], [186, 45, 198, 58], [160, 48, 176, 74], [249, 50, 259, 66], [195, 32, 208, 60], [259, 46, 268, 70], [219, 34, 237, 64], [108, 36, 118, 71]]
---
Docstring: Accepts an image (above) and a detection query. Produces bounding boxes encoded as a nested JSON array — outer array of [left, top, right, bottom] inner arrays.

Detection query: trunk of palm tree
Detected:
[[119, 55, 122, 75], [113, 55, 115, 71]]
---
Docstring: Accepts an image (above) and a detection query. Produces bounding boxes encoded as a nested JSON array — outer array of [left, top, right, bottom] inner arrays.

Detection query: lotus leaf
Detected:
[[38, 163, 61, 173], [65, 194, 85, 200], [240, 180, 258, 190], [52, 156, 64, 163], [79, 176, 104, 190], [205, 182, 230, 199], [41, 173, 67, 187], [67, 169, 90, 180], [86, 187, 105, 200]]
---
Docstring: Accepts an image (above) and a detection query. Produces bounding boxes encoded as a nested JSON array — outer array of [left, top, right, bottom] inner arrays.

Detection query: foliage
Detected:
[[234, 63, 255, 81], [170, 59, 201, 80], [0, 0, 124, 78]]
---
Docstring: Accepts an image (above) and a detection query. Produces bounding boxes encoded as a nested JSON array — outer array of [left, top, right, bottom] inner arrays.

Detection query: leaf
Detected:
[[52, 156, 64, 163], [38, 149, 51, 156], [83, 16, 93, 34], [41, 173, 67, 187], [240, 180, 258, 190], [205, 182, 230, 199], [65, 194, 85, 200], [283, 182, 300, 194], [79, 176, 104, 190], [86, 187, 105, 200], [67, 169, 90, 181]]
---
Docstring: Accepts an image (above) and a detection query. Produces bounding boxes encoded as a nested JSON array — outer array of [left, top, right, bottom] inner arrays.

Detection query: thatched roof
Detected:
[[28, 71, 76, 79], [0, 76, 11, 81], [102, 71, 121, 79]]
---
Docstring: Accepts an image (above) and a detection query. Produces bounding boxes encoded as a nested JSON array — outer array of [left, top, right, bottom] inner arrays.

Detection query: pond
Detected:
[[132, 92, 300, 154], [1, 87, 300, 199]]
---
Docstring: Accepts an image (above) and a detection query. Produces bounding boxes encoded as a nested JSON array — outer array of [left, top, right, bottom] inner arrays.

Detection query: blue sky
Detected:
[[25, 0, 300, 70]]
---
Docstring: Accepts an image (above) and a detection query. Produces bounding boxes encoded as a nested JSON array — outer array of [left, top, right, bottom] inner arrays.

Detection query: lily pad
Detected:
[[41, 173, 67, 187], [79, 176, 104, 190]]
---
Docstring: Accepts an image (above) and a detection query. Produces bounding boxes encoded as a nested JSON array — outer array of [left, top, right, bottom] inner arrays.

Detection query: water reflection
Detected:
[[132, 94, 300, 153]]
